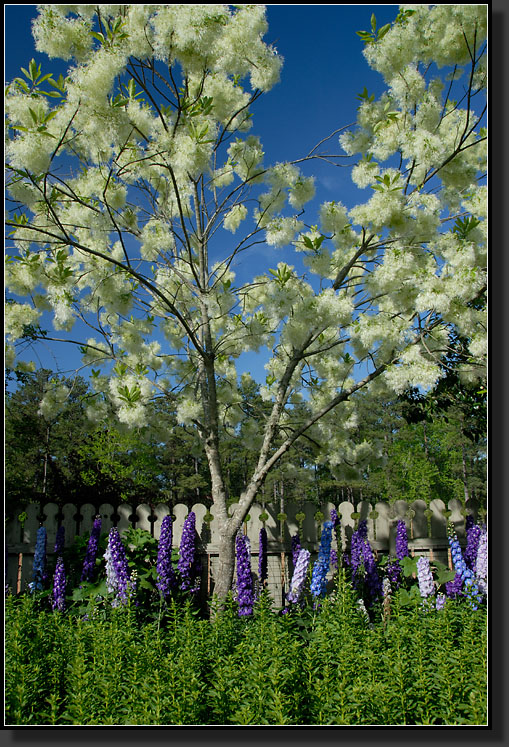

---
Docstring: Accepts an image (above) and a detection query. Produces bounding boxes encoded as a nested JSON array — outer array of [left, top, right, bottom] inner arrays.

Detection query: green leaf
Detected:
[[401, 555, 418, 577]]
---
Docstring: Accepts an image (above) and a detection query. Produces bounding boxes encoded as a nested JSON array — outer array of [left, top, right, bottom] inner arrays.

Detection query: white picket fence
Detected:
[[5, 497, 483, 603]]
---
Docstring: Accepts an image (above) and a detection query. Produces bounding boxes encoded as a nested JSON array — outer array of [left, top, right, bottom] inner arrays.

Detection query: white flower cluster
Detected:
[[223, 204, 248, 233]]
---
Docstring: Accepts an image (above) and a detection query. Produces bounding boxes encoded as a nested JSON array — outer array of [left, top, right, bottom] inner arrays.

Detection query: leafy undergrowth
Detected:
[[5, 573, 487, 726]]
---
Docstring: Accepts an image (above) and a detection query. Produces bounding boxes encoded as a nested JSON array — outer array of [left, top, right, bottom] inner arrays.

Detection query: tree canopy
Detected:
[[5, 5, 487, 601]]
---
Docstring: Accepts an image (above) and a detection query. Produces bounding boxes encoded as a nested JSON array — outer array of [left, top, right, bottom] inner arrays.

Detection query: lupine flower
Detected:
[[81, 517, 102, 582], [156, 515, 177, 600], [31, 526, 47, 592], [235, 533, 254, 616], [258, 527, 268, 588], [475, 525, 487, 595], [310, 521, 333, 598], [416, 556, 435, 599], [54, 526, 65, 556], [448, 524, 483, 610], [52, 556, 66, 612], [178, 511, 199, 592], [291, 533, 302, 568], [464, 517, 481, 570], [287, 548, 311, 604], [395, 520, 409, 560], [104, 527, 131, 606]]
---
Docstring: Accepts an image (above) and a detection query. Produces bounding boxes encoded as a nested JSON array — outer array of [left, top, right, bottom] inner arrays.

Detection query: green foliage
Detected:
[[5, 583, 487, 726]]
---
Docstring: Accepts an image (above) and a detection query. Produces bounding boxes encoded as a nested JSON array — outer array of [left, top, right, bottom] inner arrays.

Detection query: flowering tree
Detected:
[[5, 6, 487, 603]]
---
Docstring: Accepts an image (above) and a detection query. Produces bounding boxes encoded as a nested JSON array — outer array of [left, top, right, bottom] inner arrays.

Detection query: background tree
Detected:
[[5, 5, 487, 602], [5, 369, 91, 510]]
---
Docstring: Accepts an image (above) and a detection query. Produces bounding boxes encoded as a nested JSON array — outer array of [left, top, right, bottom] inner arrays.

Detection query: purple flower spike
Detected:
[[156, 515, 177, 600], [416, 556, 435, 599], [287, 548, 311, 604], [447, 524, 483, 610], [81, 517, 102, 582], [52, 556, 66, 612], [395, 520, 409, 560], [258, 528, 268, 588], [464, 520, 481, 570], [236, 533, 254, 616], [54, 526, 65, 556], [475, 525, 487, 595], [104, 527, 131, 606], [178, 511, 199, 592], [310, 521, 333, 598], [445, 572, 463, 599], [291, 533, 302, 568], [31, 527, 47, 592]]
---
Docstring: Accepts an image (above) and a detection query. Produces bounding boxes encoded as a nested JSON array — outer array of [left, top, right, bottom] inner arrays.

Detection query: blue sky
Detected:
[[5, 4, 400, 385]]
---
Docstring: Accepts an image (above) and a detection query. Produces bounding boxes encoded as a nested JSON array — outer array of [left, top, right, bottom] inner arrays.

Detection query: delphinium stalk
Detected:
[[395, 520, 409, 560], [258, 527, 268, 590], [361, 531, 382, 608], [310, 521, 333, 599], [386, 559, 402, 589], [178, 511, 199, 592], [54, 526, 65, 556], [235, 533, 254, 616], [448, 523, 483, 610], [51, 556, 66, 612], [31, 526, 47, 592], [104, 527, 132, 606], [435, 592, 446, 611], [291, 533, 302, 568], [350, 520, 366, 591], [81, 516, 102, 582], [464, 515, 482, 571], [416, 555, 435, 607], [445, 572, 463, 599], [475, 524, 487, 596], [156, 514, 177, 601], [287, 547, 311, 605]]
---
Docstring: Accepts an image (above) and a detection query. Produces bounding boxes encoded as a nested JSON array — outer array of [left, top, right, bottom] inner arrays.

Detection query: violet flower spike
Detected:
[[54, 526, 65, 556], [178, 511, 199, 592], [287, 548, 311, 604], [31, 526, 47, 592], [258, 527, 268, 588], [291, 533, 302, 568], [464, 520, 481, 570], [416, 556, 435, 599], [310, 521, 333, 598], [236, 533, 254, 616], [395, 520, 409, 560], [104, 527, 131, 606], [81, 517, 102, 582], [52, 556, 66, 612], [448, 524, 483, 610], [475, 525, 487, 595], [156, 514, 177, 599]]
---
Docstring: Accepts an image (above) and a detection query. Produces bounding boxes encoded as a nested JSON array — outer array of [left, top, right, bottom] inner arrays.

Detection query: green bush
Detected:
[[5, 575, 487, 726]]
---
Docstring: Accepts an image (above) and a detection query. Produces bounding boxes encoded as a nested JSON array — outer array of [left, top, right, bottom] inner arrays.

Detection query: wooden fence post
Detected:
[[17, 553, 23, 594]]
